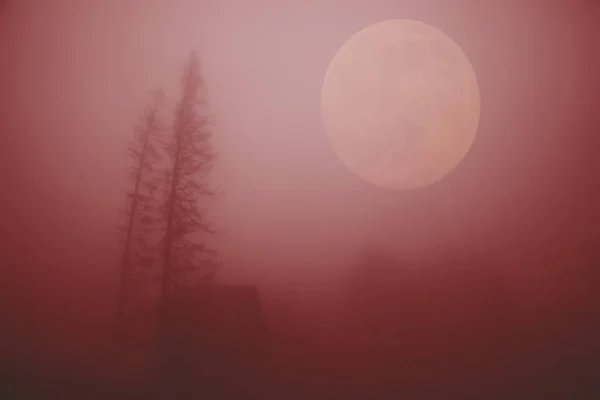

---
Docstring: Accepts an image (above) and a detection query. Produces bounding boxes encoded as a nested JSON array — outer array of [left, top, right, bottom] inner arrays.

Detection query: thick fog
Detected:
[[2, 0, 599, 394]]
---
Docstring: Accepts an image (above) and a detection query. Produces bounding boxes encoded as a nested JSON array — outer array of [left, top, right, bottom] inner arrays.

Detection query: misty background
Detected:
[[1, 0, 599, 389]]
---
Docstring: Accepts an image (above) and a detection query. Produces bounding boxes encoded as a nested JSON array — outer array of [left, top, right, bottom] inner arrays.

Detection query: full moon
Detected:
[[321, 19, 480, 190]]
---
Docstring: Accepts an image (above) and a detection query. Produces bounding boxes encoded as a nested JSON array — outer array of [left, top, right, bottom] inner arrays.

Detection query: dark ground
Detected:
[[2, 260, 600, 399]]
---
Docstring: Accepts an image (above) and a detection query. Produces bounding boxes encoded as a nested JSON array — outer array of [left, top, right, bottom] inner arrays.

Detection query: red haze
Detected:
[[1, 0, 599, 398]]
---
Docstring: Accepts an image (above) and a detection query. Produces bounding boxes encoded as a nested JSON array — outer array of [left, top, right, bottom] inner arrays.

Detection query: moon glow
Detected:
[[321, 19, 480, 190]]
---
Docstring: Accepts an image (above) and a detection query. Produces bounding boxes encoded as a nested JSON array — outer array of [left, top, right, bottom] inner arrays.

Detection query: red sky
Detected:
[[2, 0, 599, 296], [1, 1, 600, 385]]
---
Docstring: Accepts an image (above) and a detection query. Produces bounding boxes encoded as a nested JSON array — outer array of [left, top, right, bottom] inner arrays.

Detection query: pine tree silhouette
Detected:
[[156, 51, 220, 377], [115, 90, 164, 353]]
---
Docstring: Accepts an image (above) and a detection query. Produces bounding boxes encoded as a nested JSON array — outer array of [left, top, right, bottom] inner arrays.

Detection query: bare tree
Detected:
[[157, 51, 220, 365], [115, 90, 164, 350]]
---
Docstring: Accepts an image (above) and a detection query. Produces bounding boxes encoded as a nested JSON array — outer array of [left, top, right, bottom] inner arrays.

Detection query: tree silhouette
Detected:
[[157, 51, 220, 369], [115, 90, 164, 351]]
